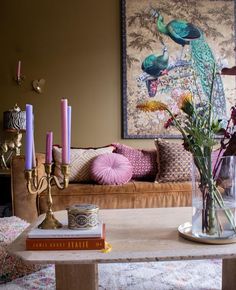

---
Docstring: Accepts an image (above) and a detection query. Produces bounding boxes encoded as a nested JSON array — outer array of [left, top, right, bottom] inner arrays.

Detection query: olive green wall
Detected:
[[0, 0, 158, 153]]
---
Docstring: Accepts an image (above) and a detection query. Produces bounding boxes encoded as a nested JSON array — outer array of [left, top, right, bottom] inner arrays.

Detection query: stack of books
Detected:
[[26, 220, 105, 251]]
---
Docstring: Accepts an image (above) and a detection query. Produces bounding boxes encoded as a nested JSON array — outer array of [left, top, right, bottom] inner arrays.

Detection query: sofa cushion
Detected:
[[91, 153, 133, 185], [53, 145, 114, 182], [155, 139, 192, 183], [0, 216, 45, 283], [112, 143, 157, 181]]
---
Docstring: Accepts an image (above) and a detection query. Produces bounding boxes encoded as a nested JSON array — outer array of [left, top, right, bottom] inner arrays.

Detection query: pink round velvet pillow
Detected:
[[91, 153, 133, 185]]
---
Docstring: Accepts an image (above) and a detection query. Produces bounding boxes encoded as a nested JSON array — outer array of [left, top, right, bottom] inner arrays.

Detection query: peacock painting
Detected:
[[122, 0, 236, 138], [152, 10, 227, 119]]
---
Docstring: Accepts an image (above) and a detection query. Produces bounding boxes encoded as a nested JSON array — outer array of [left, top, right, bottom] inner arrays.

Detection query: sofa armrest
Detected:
[[11, 153, 46, 223]]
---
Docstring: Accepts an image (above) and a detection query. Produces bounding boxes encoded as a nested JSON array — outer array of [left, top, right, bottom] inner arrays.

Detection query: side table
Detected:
[[0, 169, 12, 217]]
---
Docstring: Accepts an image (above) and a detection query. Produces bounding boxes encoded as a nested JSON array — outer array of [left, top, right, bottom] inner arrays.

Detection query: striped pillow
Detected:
[[53, 146, 114, 182]]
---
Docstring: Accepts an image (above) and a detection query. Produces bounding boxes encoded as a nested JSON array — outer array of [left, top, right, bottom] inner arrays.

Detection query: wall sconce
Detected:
[[32, 79, 45, 93], [14, 61, 25, 86], [0, 104, 26, 169]]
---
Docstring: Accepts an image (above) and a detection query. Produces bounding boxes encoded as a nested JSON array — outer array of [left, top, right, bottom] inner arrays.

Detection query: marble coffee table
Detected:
[[9, 207, 236, 290]]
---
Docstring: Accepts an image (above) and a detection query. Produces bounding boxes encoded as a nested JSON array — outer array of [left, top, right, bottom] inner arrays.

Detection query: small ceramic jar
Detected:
[[67, 204, 99, 230]]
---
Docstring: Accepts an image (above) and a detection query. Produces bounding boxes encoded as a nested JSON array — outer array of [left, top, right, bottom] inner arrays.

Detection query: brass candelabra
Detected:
[[25, 163, 70, 229]]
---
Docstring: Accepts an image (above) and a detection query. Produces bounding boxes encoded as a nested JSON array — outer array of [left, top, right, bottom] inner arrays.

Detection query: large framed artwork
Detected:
[[122, 0, 236, 139]]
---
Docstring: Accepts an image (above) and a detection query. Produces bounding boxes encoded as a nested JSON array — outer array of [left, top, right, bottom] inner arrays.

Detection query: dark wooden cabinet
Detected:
[[0, 170, 12, 217]]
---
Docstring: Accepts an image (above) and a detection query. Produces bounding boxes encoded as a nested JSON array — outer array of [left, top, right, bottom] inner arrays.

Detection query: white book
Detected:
[[27, 216, 103, 239]]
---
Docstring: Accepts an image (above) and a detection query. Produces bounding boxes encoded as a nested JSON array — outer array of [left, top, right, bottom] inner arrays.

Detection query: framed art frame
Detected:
[[122, 0, 236, 139]]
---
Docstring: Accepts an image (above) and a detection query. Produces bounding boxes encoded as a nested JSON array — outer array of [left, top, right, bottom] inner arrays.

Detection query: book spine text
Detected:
[[26, 238, 105, 250]]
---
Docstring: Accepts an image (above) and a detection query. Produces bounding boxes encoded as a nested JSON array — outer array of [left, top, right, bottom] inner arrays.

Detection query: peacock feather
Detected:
[[190, 34, 226, 119]]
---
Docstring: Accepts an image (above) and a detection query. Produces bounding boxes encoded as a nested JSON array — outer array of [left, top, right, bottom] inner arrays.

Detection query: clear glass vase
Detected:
[[192, 155, 236, 239]]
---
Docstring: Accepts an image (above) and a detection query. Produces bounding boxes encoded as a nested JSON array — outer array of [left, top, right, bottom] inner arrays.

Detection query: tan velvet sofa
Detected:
[[11, 154, 192, 223]]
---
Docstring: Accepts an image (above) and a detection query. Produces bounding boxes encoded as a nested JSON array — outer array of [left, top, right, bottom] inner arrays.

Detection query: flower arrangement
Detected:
[[137, 70, 236, 239]]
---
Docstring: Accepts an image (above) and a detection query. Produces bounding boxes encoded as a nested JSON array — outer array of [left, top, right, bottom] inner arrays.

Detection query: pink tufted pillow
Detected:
[[112, 143, 158, 181], [90, 153, 133, 185]]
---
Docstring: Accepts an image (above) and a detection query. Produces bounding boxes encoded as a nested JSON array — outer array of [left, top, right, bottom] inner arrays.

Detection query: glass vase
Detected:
[[192, 155, 236, 240]]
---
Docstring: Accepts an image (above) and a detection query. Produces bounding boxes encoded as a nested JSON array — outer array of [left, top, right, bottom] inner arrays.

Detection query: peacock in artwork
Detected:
[[141, 46, 169, 97], [154, 10, 201, 59], [153, 10, 226, 119], [141, 46, 169, 78]]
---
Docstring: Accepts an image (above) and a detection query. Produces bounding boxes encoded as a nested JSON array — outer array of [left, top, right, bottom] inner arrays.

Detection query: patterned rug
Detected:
[[0, 217, 222, 290], [0, 260, 222, 290]]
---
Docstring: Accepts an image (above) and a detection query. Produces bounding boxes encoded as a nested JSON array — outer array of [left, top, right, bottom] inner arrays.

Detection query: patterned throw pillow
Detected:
[[112, 143, 158, 181], [0, 216, 45, 283], [53, 146, 114, 182], [155, 139, 192, 182], [91, 153, 133, 185]]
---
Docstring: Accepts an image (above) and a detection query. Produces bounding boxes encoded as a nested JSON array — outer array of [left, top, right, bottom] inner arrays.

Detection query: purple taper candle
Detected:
[[25, 104, 33, 170], [67, 106, 71, 163], [61, 99, 68, 164], [46, 131, 53, 164]]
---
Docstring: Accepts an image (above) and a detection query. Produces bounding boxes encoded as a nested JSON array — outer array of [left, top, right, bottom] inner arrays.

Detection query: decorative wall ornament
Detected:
[[32, 79, 45, 94], [121, 0, 236, 139]]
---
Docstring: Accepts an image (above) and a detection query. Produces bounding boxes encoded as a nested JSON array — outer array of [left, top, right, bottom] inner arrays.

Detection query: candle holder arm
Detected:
[[51, 164, 70, 189], [52, 175, 69, 190], [25, 170, 47, 195]]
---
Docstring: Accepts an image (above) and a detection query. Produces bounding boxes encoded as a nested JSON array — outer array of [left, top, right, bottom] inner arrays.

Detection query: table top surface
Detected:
[[9, 207, 236, 264]]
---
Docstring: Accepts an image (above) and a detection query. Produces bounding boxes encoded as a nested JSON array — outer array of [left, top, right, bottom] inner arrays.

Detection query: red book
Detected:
[[26, 224, 105, 251]]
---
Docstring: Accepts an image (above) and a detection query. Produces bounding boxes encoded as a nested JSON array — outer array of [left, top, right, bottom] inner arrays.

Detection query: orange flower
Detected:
[[178, 91, 193, 110], [136, 101, 168, 112], [177, 92, 194, 116]]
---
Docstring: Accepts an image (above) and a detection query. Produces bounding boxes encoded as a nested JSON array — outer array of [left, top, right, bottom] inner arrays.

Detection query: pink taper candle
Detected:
[[46, 131, 53, 163], [61, 99, 68, 164], [32, 136, 36, 168], [17, 60, 21, 80], [32, 116, 36, 168], [67, 106, 71, 163]]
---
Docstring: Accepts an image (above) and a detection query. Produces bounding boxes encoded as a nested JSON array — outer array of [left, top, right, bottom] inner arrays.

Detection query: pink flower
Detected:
[[164, 114, 178, 129], [231, 106, 236, 125]]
